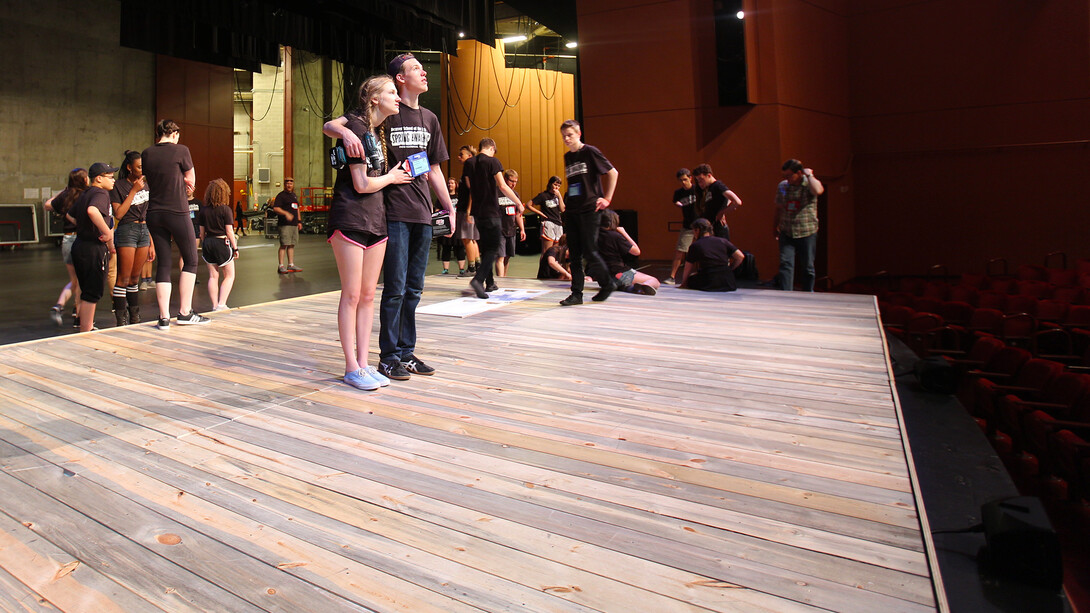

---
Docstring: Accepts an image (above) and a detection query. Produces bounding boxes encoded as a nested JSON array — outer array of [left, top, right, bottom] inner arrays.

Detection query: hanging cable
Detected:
[[235, 63, 280, 122]]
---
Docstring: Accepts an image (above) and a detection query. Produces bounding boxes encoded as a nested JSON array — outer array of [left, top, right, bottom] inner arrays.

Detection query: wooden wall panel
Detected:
[[155, 56, 234, 199], [442, 40, 576, 211]]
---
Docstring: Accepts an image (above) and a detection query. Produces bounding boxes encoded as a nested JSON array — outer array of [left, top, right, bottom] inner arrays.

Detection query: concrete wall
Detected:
[[291, 50, 345, 205], [0, 1, 155, 238], [251, 58, 287, 206]]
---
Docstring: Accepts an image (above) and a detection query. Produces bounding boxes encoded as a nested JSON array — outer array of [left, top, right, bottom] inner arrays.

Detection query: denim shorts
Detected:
[[61, 233, 76, 265], [114, 222, 151, 248]]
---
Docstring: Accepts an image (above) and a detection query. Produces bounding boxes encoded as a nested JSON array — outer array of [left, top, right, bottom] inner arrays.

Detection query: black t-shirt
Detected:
[[499, 190, 520, 237], [674, 186, 698, 229], [383, 105, 449, 224], [532, 190, 562, 225], [141, 142, 193, 216], [53, 187, 82, 233], [597, 229, 632, 276], [328, 113, 387, 238], [273, 190, 300, 227], [111, 178, 150, 224], [563, 144, 613, 214], [702, 180, 731, 221], [199, 205, 234, 237], [72, 187, 112, 242], [686, 235, 739, 291], [537, 244, 566, 279], [470, 154, 504, 219], [188, 197, 203, 230]]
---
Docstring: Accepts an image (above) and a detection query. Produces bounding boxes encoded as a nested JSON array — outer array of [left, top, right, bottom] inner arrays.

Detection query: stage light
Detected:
[[458, 32, 465, 38], [565, 41, 577, 49], [737, 11, 745, 19], [501, 35, 527, 44]]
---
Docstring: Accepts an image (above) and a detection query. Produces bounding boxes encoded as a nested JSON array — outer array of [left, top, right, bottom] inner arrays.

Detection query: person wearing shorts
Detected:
[[272, 178, 303, 273], [597, 209, 660, 296], [110, 149, 152, 325], [70, 162, 118, 332], [524, 175, 565, 254], [496, 168, 525, 278], [322, 74, 413, 390], [44, 168, 89, 328], [199, 179, 239, 311], [667, 167, 699, 284]]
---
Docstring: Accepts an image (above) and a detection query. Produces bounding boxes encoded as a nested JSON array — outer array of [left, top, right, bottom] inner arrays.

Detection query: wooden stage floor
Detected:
[[0, 277, 940, 612]]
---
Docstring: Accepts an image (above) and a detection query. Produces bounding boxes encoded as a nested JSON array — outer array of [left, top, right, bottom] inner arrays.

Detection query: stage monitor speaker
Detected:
[[979, 496, 1063, 590]]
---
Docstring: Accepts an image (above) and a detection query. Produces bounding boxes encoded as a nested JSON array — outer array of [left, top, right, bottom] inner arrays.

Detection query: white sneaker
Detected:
[[212, 305, 230, 312], [365, 365, 390, 387]]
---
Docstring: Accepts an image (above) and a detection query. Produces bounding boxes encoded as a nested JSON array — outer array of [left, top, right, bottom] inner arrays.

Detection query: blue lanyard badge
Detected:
[[406, 151, 430, 177], [567, 182, 583, 197]]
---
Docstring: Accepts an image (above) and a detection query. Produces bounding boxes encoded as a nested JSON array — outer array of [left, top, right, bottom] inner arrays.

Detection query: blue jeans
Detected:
[[380, 221, 432, 362], [778, 232, 817, 292]]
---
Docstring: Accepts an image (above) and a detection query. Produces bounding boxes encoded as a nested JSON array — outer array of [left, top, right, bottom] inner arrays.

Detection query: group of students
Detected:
[[46, 120, 241, 332]]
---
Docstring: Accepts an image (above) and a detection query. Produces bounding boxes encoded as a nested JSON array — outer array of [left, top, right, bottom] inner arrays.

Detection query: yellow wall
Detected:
[[442, 40, 576, 206]]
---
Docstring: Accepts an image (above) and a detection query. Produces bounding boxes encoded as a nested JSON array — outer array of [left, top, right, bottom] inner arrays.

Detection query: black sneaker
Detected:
[[559, 293, 583, 306], [156, 318, 170, 330], [469, 278, 488, 299], [379, 359, 411, 381], [592, 283, 614, 302], [175, 311, 210, 325], [485, 283, 499, 292], [630, 283, 657, 296], [72, 315, 80, 329], [401, 354, 435, 376]]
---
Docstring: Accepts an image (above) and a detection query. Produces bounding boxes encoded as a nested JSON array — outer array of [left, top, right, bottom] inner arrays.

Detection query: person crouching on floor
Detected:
[[597, 209, 660, 295], [679, 217, 745, 291]]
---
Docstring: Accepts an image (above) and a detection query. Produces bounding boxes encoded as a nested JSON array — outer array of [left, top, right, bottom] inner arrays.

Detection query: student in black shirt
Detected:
[[142, 119, 208, 328], [110, 150, 150, 326], [692, 163, 742, 240], [467, 138, 522, 299], [44, 168, 89, 327], [199, 179, 239, 312], [667, 168, 699, 284], [454, 145, 480, 274], [558, 119, 618, 305], [322, 74, 413, 391], [680, 218, 745, 292], [597, 210, 660, 295], [524, 175, 565, 254], [69, 163, 117, 332]]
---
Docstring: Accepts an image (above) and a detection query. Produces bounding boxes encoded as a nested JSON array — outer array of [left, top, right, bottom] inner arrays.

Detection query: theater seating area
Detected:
[[840, 254, 1090, 587]]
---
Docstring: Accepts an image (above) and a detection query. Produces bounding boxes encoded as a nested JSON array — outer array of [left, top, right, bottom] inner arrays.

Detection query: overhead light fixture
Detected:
[[501, 35, 527, 44], [458, 32, 465, 38], [565, 41, 577, 49], [736, 11, 744, 19]]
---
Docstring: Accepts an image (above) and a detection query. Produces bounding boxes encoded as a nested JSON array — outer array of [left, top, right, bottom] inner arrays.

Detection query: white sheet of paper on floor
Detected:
[[417, 288, 551, 317]]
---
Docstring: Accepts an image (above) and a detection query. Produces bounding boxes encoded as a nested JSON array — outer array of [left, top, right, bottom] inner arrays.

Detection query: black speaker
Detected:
[[914, 356, 957, 394], [979, 496, 1063, 590]]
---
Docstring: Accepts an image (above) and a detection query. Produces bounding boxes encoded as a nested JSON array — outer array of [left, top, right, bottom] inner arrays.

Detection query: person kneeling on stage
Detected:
[[679, 217, 745, 292], [597, 210, 660, 295]]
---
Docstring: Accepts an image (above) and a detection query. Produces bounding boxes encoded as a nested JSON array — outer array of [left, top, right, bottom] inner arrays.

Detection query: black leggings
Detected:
[[437, 236, 466, 262], [147, 211, 198, 282]]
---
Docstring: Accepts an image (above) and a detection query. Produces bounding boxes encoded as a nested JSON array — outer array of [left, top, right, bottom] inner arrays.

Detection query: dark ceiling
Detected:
[[119, 0, 496, 72]]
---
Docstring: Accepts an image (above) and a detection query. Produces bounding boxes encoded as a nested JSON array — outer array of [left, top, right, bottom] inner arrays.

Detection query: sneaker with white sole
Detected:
[[175, 311, 210, 325], [364, 365, 390, 387], [400, 354, 435, 376], [344, 368, 380, 391], [212, 305, 230, 312], [50, 305, 63, 327], [156, 318, 170, 330], [379, 359, 411, 381]]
